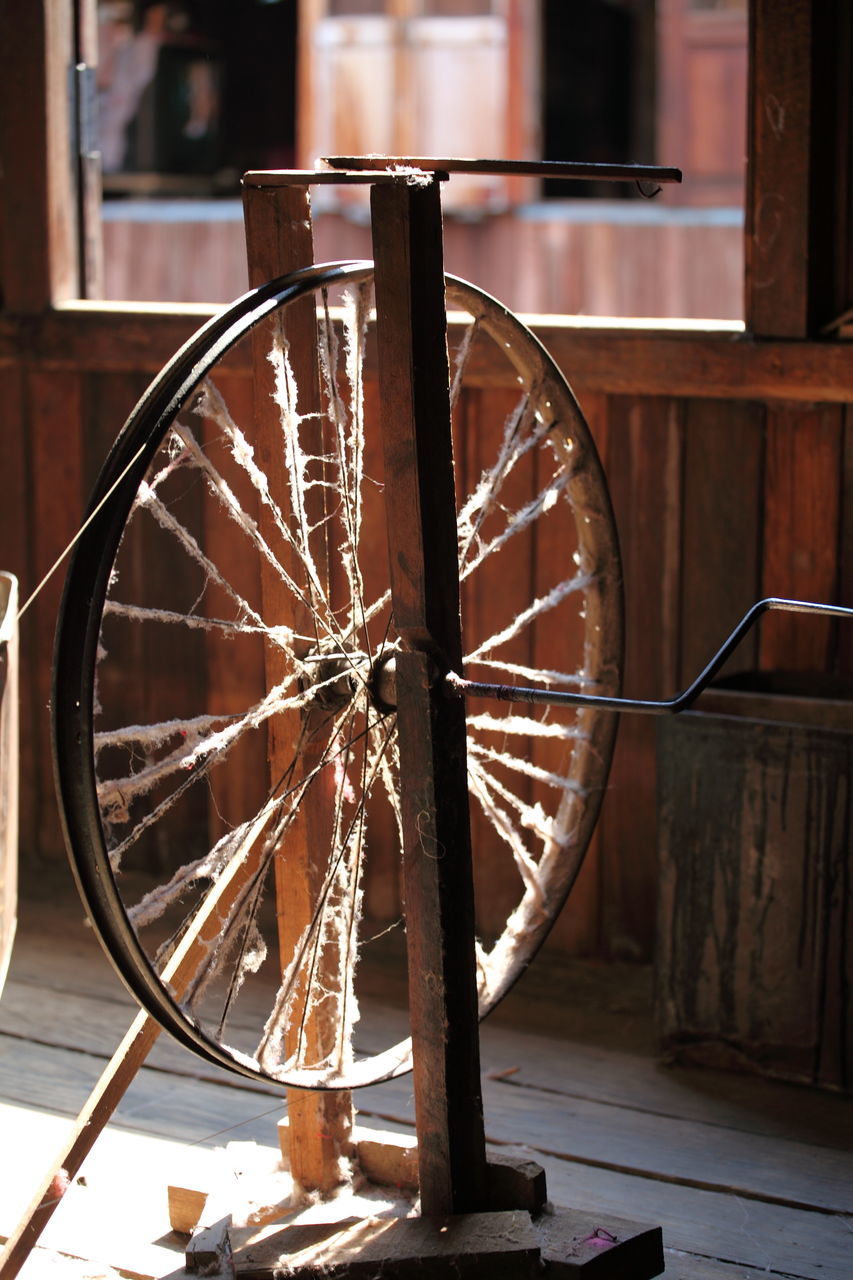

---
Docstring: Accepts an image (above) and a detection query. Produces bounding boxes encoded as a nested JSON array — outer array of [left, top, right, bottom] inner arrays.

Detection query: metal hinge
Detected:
[[74, 61, 99, 161]]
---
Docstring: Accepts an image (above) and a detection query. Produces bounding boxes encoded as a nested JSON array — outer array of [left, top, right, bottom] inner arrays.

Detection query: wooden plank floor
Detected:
[[1, 865, 851, 1279]]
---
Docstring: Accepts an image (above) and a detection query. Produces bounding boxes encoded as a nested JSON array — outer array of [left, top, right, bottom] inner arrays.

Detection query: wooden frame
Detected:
[[2, 305, 849, 402]]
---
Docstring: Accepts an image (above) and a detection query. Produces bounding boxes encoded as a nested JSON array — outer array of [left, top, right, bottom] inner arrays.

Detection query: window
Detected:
[[98, 1, 297, 196]]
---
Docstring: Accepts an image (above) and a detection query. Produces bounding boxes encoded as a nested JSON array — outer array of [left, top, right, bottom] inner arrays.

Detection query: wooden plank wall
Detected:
[[1, 310, 851, 961], [598, 393, 850, 960]]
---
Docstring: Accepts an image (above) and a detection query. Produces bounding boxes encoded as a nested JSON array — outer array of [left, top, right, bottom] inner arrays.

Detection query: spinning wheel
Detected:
[[13, 157, 851, 1280], [52, 259, 622, 1093], [14, 154, 846, 1280]]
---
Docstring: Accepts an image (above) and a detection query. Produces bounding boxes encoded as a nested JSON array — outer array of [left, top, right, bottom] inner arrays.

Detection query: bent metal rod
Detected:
[[445, 597, 853, 716]]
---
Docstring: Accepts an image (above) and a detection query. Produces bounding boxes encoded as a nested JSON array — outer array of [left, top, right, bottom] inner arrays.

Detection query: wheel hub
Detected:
[[303, 648, 399, 713]]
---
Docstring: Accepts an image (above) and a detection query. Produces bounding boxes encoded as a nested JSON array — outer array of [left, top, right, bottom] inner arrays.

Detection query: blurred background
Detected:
[[96, 0, 747, 318]]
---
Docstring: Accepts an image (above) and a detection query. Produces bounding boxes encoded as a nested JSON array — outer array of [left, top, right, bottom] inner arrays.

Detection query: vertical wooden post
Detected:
[[242, 179, 353, 1194], [370, 176, 488, 1218], [73, 0, 103, 299], [0, 0, 78, 310], [746, 0, 850, 336]]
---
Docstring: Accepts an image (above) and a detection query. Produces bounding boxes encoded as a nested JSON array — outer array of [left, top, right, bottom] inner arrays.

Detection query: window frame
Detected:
[[1, 0, 850, 337]]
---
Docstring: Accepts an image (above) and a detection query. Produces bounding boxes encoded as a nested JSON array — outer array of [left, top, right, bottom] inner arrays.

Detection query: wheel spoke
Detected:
[[466, 710, 583, 742], [467, 738, 584, 795], [449, 316, 481, 412], [465, 568, 591, 662], [459, 465, 573, 583], [463, 657, 592, 689], [467, 757, 545, 908], [104, 599, 305, 643], [457, 390, 548, 570], [173, 419, 344, 647], [133, 479, 267, 630], [319, 286, 373, 647], [257, 712, 395, 1076], [191, 379, 342, 641]]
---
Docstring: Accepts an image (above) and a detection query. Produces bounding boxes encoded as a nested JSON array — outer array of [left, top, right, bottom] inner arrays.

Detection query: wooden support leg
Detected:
[[0, 807, 280, 1280], [242, 180, 353, 1195], [369, 176, 487, 1217]]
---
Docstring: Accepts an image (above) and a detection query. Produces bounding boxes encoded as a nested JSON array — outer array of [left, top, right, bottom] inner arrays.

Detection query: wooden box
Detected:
[[656, 688, 853, 1091]]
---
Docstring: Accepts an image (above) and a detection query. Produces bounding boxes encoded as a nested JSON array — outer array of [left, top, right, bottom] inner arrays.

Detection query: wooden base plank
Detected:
[[186, 1217, 234, 1275], [535, 1209, 663, 1278], [226, 1211, 539, 1280], [188, 1207, 661, 1279]]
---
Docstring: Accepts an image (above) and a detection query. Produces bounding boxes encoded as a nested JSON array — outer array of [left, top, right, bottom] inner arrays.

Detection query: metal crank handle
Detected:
[[445, 597, 853, 717]]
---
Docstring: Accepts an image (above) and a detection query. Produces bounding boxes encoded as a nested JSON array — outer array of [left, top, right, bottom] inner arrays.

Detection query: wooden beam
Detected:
[[473, 322, 853, 403], [370, 177, 487, 1217], [325, 156, 682, 186], [745, 0, 811, 335], [242, 180, 353, 1195], [295, 0, 324, 170], [225, 1211, 539, 1279], [760, 403, 843, 670], [745, 0, 851, 336], [5, 308, 853, 403], [505, 0, 541, 205]]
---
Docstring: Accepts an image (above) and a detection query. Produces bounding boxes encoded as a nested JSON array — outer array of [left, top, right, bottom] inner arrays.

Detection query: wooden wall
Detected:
[[658, 0, 749, 208], [1, 304, 850, 960], [99, 205, 745, 321]]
